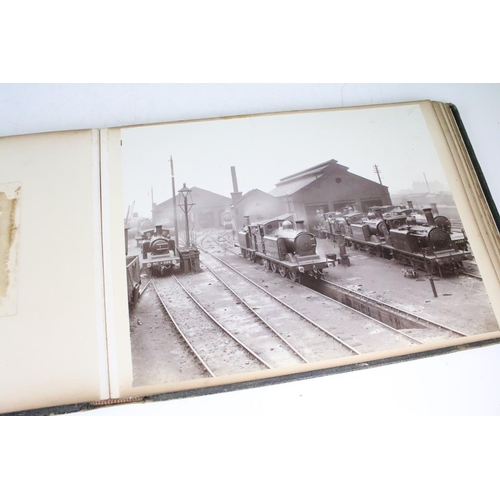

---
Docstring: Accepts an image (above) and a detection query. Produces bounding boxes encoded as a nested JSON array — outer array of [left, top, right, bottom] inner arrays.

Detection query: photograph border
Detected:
[[101, 100, 500, 403]]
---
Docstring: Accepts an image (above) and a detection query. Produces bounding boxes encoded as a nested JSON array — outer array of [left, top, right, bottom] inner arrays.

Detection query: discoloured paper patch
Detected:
[[0, 182, 21, 316]]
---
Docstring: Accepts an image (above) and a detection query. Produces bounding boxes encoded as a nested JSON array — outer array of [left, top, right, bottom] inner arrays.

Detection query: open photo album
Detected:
[[1, 100, 499, 415]]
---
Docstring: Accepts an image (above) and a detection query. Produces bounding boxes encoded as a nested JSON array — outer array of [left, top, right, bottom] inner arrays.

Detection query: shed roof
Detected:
[[269, 159, 348, 197], [231, 188, 276, 207], [154, 186, 231, 209]]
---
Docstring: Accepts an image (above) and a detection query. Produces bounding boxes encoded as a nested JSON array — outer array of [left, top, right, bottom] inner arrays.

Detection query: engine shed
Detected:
[[268, 159, 392, 231], [231, 188, 286, 231], [152, 186, 232, 230]]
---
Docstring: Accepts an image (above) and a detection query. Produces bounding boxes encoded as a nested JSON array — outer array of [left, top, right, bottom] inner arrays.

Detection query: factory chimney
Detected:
[[230, 166, 243, 203]]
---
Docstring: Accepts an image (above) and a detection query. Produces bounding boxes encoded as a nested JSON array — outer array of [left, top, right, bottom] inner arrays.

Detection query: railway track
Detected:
[[197, 257, 310, 363], [199, 231, 470, 342], [198, 245, 431, 355], [198, 249, 361, 361], [152, 277, 270, 377]]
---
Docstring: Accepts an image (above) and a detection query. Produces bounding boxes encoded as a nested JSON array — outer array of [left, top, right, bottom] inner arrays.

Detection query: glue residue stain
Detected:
[[0, 186, 21, 312]]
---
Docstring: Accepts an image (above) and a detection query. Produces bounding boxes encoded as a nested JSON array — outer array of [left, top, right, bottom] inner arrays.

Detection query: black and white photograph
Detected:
[[120, 103, 498, 389]]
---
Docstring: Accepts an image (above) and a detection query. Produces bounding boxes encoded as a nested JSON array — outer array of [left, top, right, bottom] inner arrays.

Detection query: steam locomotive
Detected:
[[237, 216, 335, 282], [221, 211, 233, 229], [345, 208, 471, 275], [141, 224, 180, 276]]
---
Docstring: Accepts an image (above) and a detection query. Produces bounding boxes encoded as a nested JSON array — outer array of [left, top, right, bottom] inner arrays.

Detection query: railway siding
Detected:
[[199, 251, 356, 362], [154, 277, 267, 376], [176, 270, 308, 368], [202, 247, 420, 355]]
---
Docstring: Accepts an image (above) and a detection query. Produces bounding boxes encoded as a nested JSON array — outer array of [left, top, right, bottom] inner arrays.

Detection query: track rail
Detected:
[[199, 256, 309, 363], [152, 279, 215, 377], [139, 278, 152, 296], [460, 271, 483, 281], [171, 275, 273, 370]]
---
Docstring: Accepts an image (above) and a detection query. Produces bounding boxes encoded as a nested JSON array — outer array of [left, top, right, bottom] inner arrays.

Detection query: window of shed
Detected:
[[335, 177, 342, 184]]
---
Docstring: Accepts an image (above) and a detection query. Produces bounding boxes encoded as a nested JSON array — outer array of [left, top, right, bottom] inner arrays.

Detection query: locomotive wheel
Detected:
[[279, 265, 287, 278], [288, 269, 299, 282], [263, 260, 270, 271], [270, 261, 278, 273]]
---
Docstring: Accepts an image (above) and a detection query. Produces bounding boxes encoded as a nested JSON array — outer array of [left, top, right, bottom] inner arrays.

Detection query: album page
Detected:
[[0, 129, 109, 414]]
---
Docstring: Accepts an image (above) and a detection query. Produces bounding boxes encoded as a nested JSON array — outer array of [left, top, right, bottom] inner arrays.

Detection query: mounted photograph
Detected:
[[113, 102, 500, 393]]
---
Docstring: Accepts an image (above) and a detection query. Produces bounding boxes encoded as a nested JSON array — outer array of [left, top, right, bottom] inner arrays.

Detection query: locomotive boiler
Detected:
[[237, 217, 334, 282]]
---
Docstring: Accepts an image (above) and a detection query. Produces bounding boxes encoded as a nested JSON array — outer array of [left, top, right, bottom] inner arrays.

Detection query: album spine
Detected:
[[449, 104, 500, 234]]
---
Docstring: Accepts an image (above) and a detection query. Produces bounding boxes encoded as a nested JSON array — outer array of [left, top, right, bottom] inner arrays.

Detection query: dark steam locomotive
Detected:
[[345, 208, 471, 275], [237, 216, 334, 282], [141, 224, 180, 276]]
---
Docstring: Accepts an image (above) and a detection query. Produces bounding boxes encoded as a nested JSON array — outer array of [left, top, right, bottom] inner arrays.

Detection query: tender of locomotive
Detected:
[[141, 224, 180, 276], [237, 216, 334, 281]]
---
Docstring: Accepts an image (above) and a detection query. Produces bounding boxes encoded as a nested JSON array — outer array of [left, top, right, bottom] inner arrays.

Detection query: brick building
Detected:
[[268, 159, 392, 230], [231, 189, 286, 229]]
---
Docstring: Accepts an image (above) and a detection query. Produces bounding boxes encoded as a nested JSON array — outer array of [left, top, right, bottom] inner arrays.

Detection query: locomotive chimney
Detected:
[[295, 220, 305, 230], [430, 203, 439, 215], [407, 200, 414, 209], [374, 208, 383, 219], [244, 215, 250, 226], [423, 208, 436, 226], [155, 224, 163, 236], [230, 166, 243, 203]]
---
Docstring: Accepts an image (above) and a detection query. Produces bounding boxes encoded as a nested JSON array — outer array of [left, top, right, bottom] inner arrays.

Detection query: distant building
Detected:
[[231, 189, 286, 229], [268, 159, 392, 230], [391, 191, 455, 207], [152, 186, 232, 230]]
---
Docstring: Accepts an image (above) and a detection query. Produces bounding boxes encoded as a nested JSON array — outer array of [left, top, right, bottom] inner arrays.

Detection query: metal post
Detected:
[[429, 277, 438, 298], [184, 195, 190, 247], [170, 156, 179, 249]]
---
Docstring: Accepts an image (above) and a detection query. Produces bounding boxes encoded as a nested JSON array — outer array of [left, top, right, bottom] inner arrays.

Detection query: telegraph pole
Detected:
[[170, 156, 179, 248], [373, 164, 382, 185], [423, 172, 431, 193]]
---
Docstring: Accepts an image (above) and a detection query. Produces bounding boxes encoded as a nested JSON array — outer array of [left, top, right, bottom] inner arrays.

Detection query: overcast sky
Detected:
[[121, 103, 450, 217]]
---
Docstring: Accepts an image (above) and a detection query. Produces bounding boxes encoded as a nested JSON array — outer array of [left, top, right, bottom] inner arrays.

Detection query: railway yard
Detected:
[[129, 228, 498, 388]]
